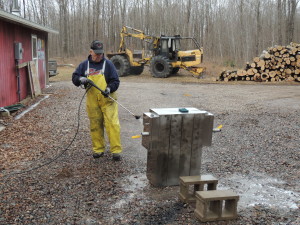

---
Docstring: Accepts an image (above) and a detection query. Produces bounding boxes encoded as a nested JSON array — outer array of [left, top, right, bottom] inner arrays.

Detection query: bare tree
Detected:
[[56, 0, 69, 57], [286, 0, 299, 43], [277, 0, 283, 44], [15, 0, 300, 64], [255, 0, 262, 56]]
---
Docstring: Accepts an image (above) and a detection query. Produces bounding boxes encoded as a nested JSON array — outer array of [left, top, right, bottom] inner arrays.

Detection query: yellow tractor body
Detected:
[[107, 26, 205, 78]]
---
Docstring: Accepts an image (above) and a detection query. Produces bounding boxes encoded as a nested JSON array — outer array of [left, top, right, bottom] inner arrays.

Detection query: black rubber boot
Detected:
[[93, 152, 104, 159], [112, 153, 121, 161]]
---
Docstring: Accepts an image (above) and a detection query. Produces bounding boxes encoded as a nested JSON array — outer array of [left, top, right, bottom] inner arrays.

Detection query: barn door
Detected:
[[31, 35, 41, 95], [31, 35, 38, 80]]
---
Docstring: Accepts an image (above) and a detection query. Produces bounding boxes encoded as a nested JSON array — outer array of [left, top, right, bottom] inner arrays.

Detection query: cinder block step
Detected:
[[194, 190, 239, 222], [179, 175, 218, 203]]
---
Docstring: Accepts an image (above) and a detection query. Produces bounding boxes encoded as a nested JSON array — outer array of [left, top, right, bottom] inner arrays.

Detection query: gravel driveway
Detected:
[[0, 75, 299, 224]]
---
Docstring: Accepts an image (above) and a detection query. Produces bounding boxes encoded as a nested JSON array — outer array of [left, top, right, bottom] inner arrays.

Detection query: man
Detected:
[[72, 40, 122, 161]]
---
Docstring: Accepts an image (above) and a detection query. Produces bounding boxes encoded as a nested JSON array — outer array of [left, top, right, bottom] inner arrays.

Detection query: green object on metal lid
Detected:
[[179, 108, 189, 113]]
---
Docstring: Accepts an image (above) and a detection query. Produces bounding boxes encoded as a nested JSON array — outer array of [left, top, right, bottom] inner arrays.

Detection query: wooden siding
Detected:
[[0, 19, 47, 107], [0, 20, 16, 107]]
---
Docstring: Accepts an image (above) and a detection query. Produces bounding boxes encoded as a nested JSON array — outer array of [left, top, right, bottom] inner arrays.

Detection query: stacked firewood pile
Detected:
[[218, 42, 300, 82]]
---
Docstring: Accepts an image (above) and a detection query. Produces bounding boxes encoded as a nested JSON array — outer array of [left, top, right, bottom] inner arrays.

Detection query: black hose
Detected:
[[0, 88, 89, 179]]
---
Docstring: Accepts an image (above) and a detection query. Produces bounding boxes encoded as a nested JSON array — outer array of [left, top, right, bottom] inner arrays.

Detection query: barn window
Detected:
[[31, 35, 37, 59]]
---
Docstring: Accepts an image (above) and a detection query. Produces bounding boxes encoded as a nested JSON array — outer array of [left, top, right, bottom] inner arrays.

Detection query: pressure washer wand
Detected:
[[87, 80, 141, 119]]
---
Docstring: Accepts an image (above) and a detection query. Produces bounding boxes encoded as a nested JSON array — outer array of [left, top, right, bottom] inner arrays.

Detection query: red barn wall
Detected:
[[0, 19, 47, 107]]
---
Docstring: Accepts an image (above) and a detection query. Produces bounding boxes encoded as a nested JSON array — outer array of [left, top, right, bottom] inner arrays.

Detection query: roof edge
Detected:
[[0, 9, 59, 34]]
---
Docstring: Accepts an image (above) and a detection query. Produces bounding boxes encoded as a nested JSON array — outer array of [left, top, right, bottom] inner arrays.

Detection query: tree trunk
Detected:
[[277, 0, 283, 44], [255, 0, 261, 56], [286, 0, 298, 43]]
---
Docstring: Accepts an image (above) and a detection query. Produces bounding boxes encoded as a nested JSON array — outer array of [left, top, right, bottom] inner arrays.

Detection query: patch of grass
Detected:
[[223, 60, 236, 68], [49, 67, 74, 82]]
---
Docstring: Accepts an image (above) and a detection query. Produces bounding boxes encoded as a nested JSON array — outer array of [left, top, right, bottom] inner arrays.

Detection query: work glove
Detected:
[[79, 77, 88, 85], [102, 87, 110, 98]]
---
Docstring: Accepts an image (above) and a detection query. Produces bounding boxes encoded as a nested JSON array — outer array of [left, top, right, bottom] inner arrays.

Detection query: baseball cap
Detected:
[[91, 40, 104, 54]]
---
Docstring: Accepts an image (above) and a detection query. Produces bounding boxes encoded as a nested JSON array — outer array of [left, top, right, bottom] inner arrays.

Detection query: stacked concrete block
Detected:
[[142, 108, 214, 186], [194, 190, 239, 222], [179, 175, 240, 222], [179, 175, 218, 203]]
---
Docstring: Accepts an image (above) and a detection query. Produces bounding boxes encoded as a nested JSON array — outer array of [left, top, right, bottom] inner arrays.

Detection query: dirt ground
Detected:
[[0, 68, 299, 224]]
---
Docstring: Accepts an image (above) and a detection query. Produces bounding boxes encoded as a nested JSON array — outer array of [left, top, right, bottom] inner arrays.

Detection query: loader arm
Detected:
[[119, 26, 159, 52]]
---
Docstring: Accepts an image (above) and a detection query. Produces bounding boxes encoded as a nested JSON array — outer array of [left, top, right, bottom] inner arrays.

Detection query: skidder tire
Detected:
[[110, 55, 130, 77], [150, 56, 172, 78], [130, 65, 144, 75], [171, 67, 180, 75]]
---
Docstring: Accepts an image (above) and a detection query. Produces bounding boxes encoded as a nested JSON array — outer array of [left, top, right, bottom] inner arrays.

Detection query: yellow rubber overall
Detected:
[[86, 62, 122, 154]]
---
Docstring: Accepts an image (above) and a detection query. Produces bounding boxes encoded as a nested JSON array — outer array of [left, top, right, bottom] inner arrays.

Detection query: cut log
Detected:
[[257, 60, 265, 68], [269, 71, 277, 78], [253, 73, 261, 81], [285, 68, 292, 75], [261, 73, 269, 81], [247, 69, 254, 75], [260, 50, 271, 59], [280, 49, 287, 55], [253, 57, 260, 63], [264, 52, 271, 59], [237, 70, 244, 76]]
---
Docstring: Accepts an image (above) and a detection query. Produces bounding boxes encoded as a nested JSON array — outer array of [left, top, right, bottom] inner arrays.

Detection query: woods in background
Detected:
[[1, 0, 299, 66]]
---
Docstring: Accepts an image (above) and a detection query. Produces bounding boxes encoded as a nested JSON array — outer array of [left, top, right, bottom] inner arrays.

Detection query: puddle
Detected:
[[218, 172, 299, 211], [111, 172, 299, 213], [125, 173, 148, 191], [112, 173, 148, 209]]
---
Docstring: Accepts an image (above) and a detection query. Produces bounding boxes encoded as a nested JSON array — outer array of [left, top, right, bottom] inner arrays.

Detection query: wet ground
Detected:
[[0, 73, 299, 224]]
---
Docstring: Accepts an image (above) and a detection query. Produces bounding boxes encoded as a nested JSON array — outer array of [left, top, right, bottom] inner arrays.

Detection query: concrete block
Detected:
[[194, 190, 239, 222], [0, 125, 5, 132], [179, 175, 218, 203], [0, 110, 10, 117]]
